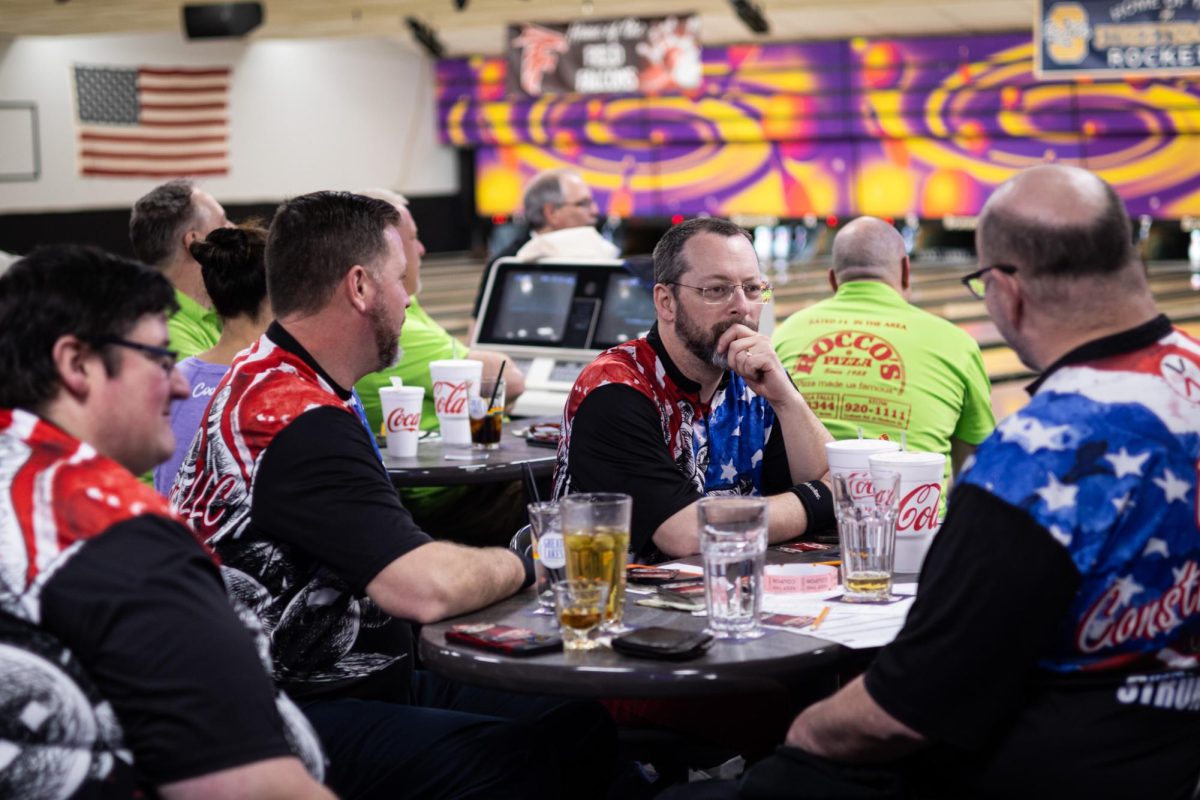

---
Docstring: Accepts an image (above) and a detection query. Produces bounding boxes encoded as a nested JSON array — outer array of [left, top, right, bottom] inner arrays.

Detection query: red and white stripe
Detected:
[[78, 66, 232, 178]]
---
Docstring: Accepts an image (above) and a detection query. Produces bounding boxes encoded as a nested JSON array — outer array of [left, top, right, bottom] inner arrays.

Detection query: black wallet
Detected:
[[611, 627, 714, 661]]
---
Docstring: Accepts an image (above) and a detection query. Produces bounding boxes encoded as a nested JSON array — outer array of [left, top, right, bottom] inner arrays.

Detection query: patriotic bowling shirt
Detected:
[[554, 323, 793, 561], [865, 316, 1200, 799], [0, 408, 322, 797], [172, 322, 430, 701]]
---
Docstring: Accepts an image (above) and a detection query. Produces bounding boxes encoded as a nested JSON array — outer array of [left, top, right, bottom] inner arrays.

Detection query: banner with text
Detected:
[[506, 14, 701, 96], [1038, 0, 1200, 77]]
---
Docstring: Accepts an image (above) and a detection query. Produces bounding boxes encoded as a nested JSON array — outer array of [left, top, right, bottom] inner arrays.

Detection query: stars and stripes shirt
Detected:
[[960, 315, 1200, 674], [863, 315, 1200, 798], [554, 323, 791, 560]]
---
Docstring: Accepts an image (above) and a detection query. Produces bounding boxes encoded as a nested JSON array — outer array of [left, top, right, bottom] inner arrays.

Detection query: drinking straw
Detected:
[[857, 426, 864, 439], [811, 606, 831, 631], [521, 461, 541, 504], [900, 431, 907, 451], [488, 360, 507, 410]]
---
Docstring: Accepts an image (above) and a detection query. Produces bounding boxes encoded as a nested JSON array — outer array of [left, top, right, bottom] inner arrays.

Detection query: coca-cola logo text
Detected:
[[433, 380, 470, 415], [897, 482, 941, 533], [386, 407, 421, 433]]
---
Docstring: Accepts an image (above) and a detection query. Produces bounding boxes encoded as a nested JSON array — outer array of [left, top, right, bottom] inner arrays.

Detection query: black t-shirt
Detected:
[[234, 402, 432, 701], [565, 383, 792, 561], [865, 484, 1200, 799], [32, 515, 302, 789]]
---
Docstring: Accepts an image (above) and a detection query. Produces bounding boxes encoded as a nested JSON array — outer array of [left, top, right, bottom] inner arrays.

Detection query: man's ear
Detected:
[[51, 335, 96, 399], [992, 269, 1024, 330], [900, 255, 911, 291], [827, 268, 838, 293], [345, 264, 372, 313], [654, 283, 677, 324]]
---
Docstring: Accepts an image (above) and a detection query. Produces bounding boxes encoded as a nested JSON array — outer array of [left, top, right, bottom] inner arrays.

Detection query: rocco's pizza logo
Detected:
[[791, 329, 905, 389], [1043, 2, 1091, 65]]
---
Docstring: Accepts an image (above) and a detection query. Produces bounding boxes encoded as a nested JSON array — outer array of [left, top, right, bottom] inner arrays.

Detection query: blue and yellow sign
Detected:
[[1038, 0, 1200, 77]]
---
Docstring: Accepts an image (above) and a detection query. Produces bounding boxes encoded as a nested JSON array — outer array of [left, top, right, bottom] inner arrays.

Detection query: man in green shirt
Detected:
[[773, 216, 995, 506], [130, 180, 231, 357], [355, 190, 527, 545]]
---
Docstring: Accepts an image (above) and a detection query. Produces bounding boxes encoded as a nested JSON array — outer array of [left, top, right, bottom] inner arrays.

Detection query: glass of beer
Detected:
[[832, 469, 900, 602], [553, 579, 610, 651], [562, 493, 632, 633], [468, 378, 504, 450]]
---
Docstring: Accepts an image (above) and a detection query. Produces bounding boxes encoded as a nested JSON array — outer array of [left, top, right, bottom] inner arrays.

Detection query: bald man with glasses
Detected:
[[554, 217, 834, 562]]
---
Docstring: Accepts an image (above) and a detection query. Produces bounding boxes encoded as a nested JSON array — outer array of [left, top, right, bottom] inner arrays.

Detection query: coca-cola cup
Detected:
[[379, 385, 424, 458], [825, 439, 901, 505], [868, 451, 947, 574], [428, 359, 482, 445]]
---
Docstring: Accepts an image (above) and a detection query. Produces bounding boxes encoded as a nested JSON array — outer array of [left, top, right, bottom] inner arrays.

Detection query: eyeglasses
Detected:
[[961, 264, 1017, 300], [561, 197, 596, 209], [666, 280, 774, 305], [93, 336, 179, 375]]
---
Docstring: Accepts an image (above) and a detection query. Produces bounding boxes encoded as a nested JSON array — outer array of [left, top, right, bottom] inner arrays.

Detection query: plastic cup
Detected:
[[869, 451, 946, 573], [429, 359, 482, 445], [699, 497, 768, 640], [833, 469, 900, 602], [825, 439, 901, 504], [379, 385, 424, 458]]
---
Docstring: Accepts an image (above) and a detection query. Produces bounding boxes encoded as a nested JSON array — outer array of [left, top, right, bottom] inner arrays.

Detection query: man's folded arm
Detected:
[[366, 541, 527, 623]]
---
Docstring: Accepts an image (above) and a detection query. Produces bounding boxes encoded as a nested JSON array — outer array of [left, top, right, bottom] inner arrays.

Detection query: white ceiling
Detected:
[[1, 0, 1037, 57]]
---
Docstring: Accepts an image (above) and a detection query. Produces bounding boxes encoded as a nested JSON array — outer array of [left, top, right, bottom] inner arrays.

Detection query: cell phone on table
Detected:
[[445, 623, 562, 656]]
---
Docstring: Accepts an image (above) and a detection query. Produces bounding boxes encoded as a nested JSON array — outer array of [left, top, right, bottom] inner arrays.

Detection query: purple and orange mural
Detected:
[[436, 34, 1200, 219]]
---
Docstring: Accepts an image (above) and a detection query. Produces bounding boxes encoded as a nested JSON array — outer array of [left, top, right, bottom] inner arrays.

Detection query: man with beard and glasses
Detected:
[[554, 217, 835, 562], [172, 192, 618, 800]]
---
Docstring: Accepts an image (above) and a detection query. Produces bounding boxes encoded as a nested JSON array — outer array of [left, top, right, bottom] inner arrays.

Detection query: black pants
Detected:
[[302, 670, 618, 799]]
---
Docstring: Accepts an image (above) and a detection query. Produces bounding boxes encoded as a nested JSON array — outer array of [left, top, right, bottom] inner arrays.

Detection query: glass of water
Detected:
[[699, 497, 768, 640]]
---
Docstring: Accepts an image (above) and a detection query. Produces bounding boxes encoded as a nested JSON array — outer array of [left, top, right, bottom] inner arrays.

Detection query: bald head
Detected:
[[977, 164, 1137, 284], [831, 217, 907, 289]]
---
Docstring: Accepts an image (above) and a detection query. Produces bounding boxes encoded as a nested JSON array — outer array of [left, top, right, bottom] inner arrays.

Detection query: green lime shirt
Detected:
[[772, 281, 995, 510], [355, 297, 470, 518], [168, 289, 221, 359]]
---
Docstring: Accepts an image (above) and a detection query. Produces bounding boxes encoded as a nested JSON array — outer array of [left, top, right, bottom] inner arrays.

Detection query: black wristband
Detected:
[[517, 550, 537, 591], [790, 480, 836, 534]]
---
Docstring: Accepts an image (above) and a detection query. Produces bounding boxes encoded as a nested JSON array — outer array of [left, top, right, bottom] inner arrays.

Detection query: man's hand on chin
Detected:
[[718, 324, 797, 407]]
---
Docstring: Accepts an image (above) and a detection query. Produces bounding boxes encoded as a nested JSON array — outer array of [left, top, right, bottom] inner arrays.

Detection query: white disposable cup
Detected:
[[379, 386, 424, 458], [869, 451, 946, 573], [825, 439, 901, 503], [429, 359, 482, 445]]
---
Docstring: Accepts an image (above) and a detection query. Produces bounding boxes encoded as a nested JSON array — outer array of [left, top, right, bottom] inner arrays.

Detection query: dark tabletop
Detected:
[[418, 548, 916, 698], [384, 422, 557, 487]]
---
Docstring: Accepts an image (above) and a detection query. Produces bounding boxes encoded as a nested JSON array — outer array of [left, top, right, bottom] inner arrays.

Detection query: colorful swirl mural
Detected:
[[436, 33, 1200, 219]]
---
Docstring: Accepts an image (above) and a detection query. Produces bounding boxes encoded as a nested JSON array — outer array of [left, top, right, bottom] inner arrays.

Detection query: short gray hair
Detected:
[[523, 170, 571, 229]]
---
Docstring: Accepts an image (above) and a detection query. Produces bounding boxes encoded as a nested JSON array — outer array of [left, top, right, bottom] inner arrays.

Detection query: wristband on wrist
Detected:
[[789, 480, 836, 533], [517, 551, 537, 590]]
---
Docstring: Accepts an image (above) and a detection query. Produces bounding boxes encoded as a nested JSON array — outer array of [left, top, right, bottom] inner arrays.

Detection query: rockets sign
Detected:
[[1038, 0, 1200, 77], [507, 14, 701, 96]]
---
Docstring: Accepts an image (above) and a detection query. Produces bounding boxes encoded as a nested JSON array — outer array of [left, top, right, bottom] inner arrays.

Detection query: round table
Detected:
[[384, 422, 557, 487]]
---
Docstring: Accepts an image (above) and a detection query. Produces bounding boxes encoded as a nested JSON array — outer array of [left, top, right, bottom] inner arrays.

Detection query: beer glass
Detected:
[[527, 501, 566, 615], [699, 497, 768, 640], [833, 469, 900, 602], [553, 580, 610, 651], [561, 493, 632, 633]]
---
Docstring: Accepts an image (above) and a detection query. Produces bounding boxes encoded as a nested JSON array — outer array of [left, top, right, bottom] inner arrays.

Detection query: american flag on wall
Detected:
[[73, 65, 231, 178]]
